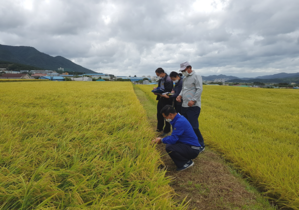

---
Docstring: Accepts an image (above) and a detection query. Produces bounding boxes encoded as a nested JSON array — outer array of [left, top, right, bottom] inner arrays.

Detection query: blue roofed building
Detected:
[[129, 77, 150, 82], [40, 76, 65, 81], [84, 73, 113, 80]]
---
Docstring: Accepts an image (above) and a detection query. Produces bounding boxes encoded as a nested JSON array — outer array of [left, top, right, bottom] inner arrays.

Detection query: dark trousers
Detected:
[[166, 143, 200, 168], [181, 106, 205, 147], [157, 97, 172, 133], [173, 100, 182, 114]]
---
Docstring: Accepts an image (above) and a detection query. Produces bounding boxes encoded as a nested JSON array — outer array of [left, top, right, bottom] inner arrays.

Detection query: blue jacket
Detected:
[[162, 114, 201, 147]]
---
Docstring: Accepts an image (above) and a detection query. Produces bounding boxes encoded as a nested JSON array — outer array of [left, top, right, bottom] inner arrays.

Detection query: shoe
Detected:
[[199, 146, 205, 153], [156, 129, 163, 132], [176, 160, 194, 171]]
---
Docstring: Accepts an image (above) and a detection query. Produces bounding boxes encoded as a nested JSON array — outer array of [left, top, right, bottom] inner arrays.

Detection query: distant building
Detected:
[[60, 75, 78, 77], [20, 70, 30, 73], [0, 73, 32, 79], [47, 72, 60, 76], [72, 77, 92, 81], [31, 73, 47, 78], [100, 75, 112, 80], [143, 80, 150, 84], [4, 71, 20, 74], [130, 77, 150, 82], [30, 70, 57, 74], [233, 85, 250, 87], [84, 73, 113, 80], [39, 76, 65, 81]]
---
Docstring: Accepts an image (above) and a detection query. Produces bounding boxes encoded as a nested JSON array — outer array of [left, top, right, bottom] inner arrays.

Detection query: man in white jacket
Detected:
[[176, 61, 205, 149]]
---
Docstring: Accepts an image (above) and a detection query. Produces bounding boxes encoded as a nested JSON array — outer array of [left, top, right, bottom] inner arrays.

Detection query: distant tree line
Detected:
[[0, 61, 43, 71], [116, 78, 131, 81], [228, 77, 299, 84], [274, 83, 295, 87], [209, 82, 223, 85]]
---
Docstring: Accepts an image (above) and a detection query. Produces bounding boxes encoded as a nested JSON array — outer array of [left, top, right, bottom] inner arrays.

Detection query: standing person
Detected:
[[154, 68, 173, 135], [152, 105, 203, 171], [160, 71, 183, 114], [176, 62, 205, 149]]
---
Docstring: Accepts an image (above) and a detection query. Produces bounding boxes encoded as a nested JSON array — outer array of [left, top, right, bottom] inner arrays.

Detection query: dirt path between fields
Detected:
[[134, 85, 277, 210]]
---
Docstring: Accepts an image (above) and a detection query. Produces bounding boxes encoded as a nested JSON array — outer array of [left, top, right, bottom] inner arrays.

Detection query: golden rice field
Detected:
[[137, 84, 299, 210], [0, 82, 186, 209]]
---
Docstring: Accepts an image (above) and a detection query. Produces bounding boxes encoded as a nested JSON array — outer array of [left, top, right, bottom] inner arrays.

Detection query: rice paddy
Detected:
[[0, 82, 185, 209]]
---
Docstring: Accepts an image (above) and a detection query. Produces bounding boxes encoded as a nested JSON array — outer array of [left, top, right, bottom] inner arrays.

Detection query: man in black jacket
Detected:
[[160, 71, 183, 114], [154, 68, 173, 135]]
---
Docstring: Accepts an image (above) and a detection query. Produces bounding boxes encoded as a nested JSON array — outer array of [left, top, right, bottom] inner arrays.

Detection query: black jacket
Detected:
[[169, 77, 183, 99], [156, 74, 173, 100]]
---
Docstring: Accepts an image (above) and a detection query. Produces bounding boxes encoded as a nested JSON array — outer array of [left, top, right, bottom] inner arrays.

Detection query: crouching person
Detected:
[[152, 105, 203, 171]]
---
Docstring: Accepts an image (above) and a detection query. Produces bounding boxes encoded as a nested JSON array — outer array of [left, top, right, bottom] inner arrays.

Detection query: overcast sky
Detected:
[[0, 0, 299, 77]]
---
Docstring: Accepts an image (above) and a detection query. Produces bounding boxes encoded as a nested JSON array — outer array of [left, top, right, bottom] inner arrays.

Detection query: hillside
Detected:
[[0, 44, 95, 73], [202, 74, 238, 81], [227, 76, 299, 84], [255, 72, 299, 79], [0, 61, 43, 71], [202, 73, 299, 82]]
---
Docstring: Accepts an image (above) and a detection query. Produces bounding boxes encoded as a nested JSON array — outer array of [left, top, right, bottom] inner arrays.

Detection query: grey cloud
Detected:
[[0, 0, 299, 77], [0, 1, 27, 30]]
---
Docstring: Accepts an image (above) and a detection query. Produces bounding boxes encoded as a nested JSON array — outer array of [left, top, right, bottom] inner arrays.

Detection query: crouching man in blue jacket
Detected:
[[152, 105, 203, 171]]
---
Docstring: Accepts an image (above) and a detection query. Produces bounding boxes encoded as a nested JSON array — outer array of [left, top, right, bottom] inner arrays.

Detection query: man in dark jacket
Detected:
[[154, 68, 173, 135], [152, 105, 203, 171], [160, 71, 183, 114]]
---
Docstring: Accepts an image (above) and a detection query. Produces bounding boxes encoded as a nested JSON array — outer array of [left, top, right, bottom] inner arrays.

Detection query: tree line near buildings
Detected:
[[0, 61, 43, 71], [205, 81, 298, 87], [205, 77, 299, 87], [0, 61, 90, 76]]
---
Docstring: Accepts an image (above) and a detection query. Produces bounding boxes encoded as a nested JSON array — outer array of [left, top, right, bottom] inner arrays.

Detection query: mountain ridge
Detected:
[[202, 74, 239, 81], [0, 44, 95, 73], [255, 72, 299, 79], [201, 72, 299, 82]]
